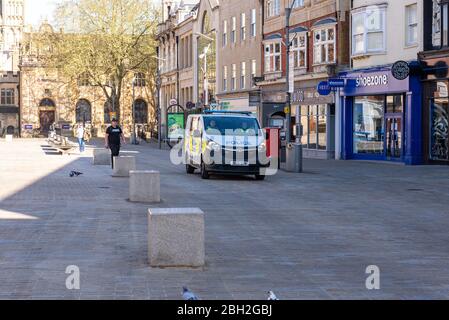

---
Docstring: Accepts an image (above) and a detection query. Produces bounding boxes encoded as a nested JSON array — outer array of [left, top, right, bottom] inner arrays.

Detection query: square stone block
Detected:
[[148, 208, 205, 268], [113, 156, 136, 177], [130, 171, 160, 203], [5, 135, 13, 142], [93, 148, 111, 165]]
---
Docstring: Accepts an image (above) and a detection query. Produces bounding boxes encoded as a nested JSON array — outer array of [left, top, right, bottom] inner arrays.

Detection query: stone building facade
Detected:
[[0, 0, 25, 137], [157, 0, 199, 138], [19, 24, 155, 138], [216, 0, 263, 114]]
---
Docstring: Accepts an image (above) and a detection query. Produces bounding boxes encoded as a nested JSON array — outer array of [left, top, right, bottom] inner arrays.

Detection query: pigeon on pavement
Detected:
[[69, 171, 83, 177], [268, 291, 279, 300], [182, 287, 199, 300]]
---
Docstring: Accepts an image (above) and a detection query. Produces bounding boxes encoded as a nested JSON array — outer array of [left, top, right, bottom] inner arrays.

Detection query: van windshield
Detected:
[[204, 116, 261, 136]]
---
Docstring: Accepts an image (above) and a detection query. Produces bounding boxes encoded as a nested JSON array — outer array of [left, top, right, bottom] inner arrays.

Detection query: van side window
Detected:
[[191, 117, 198, 132], [187, 117, 192, 132], [197, 117, 204, 134]]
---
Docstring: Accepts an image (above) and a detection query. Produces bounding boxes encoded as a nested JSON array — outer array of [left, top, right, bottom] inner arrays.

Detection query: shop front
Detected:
[[339, 66, 423, 165], [420, 54, 449, 164], [291, 85, 335, 160]]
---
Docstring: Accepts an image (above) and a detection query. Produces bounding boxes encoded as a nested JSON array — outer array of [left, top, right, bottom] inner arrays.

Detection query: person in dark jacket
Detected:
[[105, 119, 126, 168]]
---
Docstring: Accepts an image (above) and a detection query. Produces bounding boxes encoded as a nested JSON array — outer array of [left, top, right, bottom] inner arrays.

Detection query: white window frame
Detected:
[[251, 59, 257, 87], [231, 17, 236, 44], [241, 13, 246, 41], [312, 25, 336, 65], [267, 0, 280, 18], [223, 65, 228, 92], [351, 5, 387, 56], [251, 9, 257, 37], [292, 0, 304, 9], [290, 32, 307, 69], [241, 61, 246, 89], [223, 20, 228, 47], [231, 64, 237, 90], [264, 40, 282, 73], [405, 3, 418, 47]]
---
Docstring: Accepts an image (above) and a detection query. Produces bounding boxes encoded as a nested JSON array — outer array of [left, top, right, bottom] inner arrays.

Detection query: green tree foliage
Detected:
[[37, 0, 160, 119]]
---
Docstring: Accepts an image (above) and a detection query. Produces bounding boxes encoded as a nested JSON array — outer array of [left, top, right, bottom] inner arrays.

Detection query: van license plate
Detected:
[[231, 161, 249, 166]]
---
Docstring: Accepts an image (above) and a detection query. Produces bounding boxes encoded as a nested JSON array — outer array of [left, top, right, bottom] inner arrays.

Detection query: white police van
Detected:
[[184, 111, 269, 180]]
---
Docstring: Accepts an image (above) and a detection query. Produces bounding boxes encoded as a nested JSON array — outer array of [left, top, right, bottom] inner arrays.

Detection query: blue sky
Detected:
[[25, 0, 58, 26]]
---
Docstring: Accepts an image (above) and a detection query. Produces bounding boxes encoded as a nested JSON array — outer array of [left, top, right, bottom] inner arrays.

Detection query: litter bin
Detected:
[[286, 142, 303, 173]]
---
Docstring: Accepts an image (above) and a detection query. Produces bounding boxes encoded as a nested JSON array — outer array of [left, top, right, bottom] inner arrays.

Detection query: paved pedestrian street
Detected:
[[1, 139, 449, 300]]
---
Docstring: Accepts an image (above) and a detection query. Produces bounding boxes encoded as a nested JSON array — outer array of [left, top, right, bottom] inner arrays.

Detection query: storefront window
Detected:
[[318, 105, 327, 150], [386, 95, 403, 113], [353, 96, 384, 155], [308, 106, 317, 149], [301, 105, 308, 146], [300, 104, 328, 150], [430, 98, 449, 161]]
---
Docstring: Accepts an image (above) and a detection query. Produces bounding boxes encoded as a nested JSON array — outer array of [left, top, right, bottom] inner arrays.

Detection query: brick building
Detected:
[[259, 0, 350, 160]]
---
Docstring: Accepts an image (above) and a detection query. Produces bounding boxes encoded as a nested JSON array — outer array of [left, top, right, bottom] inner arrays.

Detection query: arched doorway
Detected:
[[104, 100, 119, 124], [76, 99, 92, 123], [39, 98, 56, 134], [134, 99, 148, 124]]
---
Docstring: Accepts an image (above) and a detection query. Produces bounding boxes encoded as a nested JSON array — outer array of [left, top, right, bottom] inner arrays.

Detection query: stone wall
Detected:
[[20, 65, 156, 138]]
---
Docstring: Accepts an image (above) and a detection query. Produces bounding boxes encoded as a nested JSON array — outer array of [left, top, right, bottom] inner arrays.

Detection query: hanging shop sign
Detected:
[[391, 60, 410, 81], [317, 81, 331, 96]]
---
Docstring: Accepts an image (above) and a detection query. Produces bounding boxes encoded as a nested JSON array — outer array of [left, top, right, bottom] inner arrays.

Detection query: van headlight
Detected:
[[207, 141, 221, 151], [258, 142, 267, 152]]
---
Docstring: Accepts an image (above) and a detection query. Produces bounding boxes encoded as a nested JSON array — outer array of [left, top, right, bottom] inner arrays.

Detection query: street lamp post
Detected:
[[195, 32, 214, 109], [152, 53, 165, 149], [285, 0, 303, 173], [131, 77, 138, 145], [156, 73, 162, 149], [199, 44, 210, 108]]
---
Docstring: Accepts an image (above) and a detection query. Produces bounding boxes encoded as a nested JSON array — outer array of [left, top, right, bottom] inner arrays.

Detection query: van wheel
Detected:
[[201, 161, 210, 179], [255, 174, 266, 181], [186, 164, 195, 174]]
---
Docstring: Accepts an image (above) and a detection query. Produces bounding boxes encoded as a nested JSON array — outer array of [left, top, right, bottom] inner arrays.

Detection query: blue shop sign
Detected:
[[317, 81, 331, 96], [24, 125, 33, 130], [328, 78, 345, 88], [341, 69, 409, 96]]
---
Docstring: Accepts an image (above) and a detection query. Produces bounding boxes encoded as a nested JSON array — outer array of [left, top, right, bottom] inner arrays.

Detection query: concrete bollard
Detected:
[[129, 171, 161, 203], [93, 148, 111, 165], [148, 208, 205, 268], [5, 135, 13, 142], [112, 156, 136, 177]]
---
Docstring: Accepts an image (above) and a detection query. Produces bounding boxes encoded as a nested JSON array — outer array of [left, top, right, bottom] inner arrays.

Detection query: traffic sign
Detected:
[[317, 81, 331, 96]]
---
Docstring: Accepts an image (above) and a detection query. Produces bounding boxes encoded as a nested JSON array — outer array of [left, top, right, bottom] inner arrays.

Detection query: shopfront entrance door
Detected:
[[385, 115, 402, 159]]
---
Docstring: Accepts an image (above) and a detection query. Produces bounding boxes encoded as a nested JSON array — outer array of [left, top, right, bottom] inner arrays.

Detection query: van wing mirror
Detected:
[[193, 129, 202, 138]]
